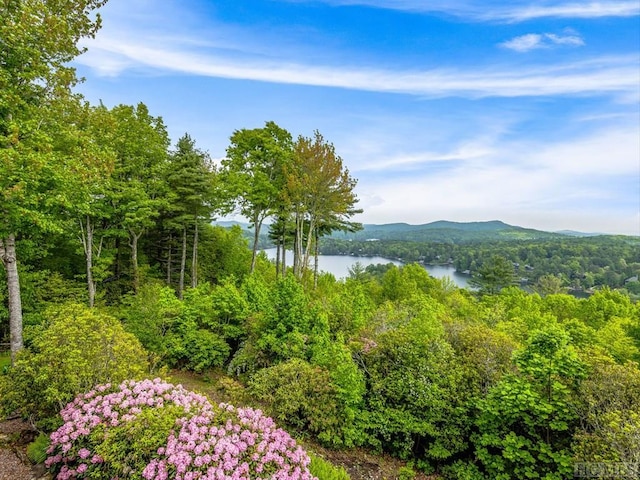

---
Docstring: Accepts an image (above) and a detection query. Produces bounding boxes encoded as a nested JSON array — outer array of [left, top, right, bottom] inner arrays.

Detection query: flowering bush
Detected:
[[0, 303, 148, 426], [45, 378, 317, 480]]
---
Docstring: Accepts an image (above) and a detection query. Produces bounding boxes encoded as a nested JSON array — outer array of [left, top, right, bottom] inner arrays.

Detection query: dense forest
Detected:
[[238, 219, 640, 297], [320, 234, 640, 295], [1, 2, 639, 480]]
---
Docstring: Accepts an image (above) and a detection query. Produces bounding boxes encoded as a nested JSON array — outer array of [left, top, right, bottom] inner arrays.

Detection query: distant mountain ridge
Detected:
[[215, 219, 608, 244], [329, 220, 566, 243]]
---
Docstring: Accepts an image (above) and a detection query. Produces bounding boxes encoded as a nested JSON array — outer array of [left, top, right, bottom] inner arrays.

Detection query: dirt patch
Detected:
[[308, 443, 437, 480], [0, 418, 50, 480]]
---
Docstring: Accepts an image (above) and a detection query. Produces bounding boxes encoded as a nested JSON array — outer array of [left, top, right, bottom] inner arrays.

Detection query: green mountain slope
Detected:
[[330, 220, 565, 243]]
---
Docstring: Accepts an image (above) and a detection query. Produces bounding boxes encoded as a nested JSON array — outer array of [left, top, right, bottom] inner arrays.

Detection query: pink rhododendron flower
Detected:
[[46, 379, 316, 480]]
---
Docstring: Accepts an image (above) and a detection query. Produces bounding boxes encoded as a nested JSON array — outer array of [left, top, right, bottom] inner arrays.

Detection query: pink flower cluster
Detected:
[[46, 378, 317, 480]]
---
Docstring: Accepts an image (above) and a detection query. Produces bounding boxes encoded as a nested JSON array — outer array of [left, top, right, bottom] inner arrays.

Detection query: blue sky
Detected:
[[74, 0, 640, 235]]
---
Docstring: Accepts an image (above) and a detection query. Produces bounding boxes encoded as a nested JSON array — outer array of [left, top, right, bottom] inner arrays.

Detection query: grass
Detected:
[[0, 351, 10, 371]]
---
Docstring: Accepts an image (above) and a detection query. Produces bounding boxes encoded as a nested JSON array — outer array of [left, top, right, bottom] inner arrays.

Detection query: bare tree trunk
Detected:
[[250, 216, 264, 273], [178, 226, 187, 299], [275, 240, 281, 279], [166, 233, 172, 285], [130, 230, 143, 294], [313, 229, 319, 288], [302, 217, 315, 276], [294, 211, 304, 278], [281, 234, 287, 277], [191, 219, 198, 288], [79, 216, 96, 307], [1, 235, 23, 366]]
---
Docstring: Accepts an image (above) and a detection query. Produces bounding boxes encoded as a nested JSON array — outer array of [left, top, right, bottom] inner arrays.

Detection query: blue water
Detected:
[[262, 249, 470, 287]]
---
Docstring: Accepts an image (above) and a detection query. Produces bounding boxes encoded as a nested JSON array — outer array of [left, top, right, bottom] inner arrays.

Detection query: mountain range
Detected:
[[216, 220, 610, 244]]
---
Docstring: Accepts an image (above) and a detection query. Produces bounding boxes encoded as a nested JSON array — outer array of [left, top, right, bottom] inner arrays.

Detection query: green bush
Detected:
[[249, 358, 345, 445], [121, 283, 232, 372], [398, 465, 416, 480], [26, 433, 49, 464], [309, 453, 351, 480], [0, 303, 148, 425], [175, 327, 230, 373], [473, 327, 585, 479]]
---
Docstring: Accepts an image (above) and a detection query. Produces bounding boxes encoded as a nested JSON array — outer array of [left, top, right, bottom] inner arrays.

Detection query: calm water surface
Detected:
[[262, 249, 470, 288]]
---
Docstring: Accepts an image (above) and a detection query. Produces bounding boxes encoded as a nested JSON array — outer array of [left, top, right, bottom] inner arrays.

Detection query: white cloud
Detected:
[[500, 32, 585, 52], [500, 33, 545, 52], [281, 0, 640, 22], [352, 123, 639, 235], [77, 34, 637, 100], [489, 2, 640, 22], [545, 33, 585, 46]]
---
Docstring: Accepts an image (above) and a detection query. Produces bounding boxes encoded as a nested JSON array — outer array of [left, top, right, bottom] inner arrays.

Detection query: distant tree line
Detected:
[[319, 236, 640, 294]]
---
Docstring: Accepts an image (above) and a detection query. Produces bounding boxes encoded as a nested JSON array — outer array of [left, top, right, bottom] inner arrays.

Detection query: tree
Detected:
[[108, 103, 170, 293], [0, 303, 147, 424], [469, 255, 517, 295], [574, 350, 640, 465], [222, 121, 293, 272], [287, 131, 361, 283], [533, 273, 564, 296], [69, 103, 117, 307], [474, 326, 586, 479], [1, 0, 108, 363], [162, 134, 218, 298]]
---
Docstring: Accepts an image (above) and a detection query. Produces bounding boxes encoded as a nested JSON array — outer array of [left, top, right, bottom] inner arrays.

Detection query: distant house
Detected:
[[625, 275, 638, 284]]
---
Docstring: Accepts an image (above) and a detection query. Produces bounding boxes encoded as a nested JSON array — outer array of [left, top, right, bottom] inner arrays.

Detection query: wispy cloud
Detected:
[[77, 34, 638, 99], [488, 1, 640, 21], [354, 125, 639, 234], [281, 0, 640, 22], [500, 31, 585, 52]]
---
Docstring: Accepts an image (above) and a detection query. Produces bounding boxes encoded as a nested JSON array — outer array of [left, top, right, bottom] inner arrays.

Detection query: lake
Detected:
[[261, 248, 470, 288]]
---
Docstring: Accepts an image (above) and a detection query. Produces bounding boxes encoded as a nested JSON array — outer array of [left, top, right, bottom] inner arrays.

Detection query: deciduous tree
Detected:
[[1, 0, 108, 363], [222, 122, 293, 272]]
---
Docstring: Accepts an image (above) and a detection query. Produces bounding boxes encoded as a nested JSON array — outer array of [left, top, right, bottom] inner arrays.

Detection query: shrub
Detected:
[[398, 465, 416, 480], [309, 453, 350, 480], [45, 378, 317, 480], [27, 433, 50, 464], [249, 359, 345, 445], [0, 303, 148, 425]]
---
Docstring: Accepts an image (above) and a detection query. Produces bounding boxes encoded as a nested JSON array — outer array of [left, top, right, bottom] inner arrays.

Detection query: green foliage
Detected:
[[121, 283, 232, 372], [0, 303, 148, 424], [579, 288, 635, 330], [534, 274, 565, 296], [473, 326, 585, 479], [361, 321, 468, 465], [248, 274, 317, 364], [469, 255, 517, 295], [0, 352, 10, 372], [94, 404, 185, 478], [573, 351, 640, 464], [447, 323, 518, 395], [325, 280, 373, 336], [172, 327, 230, 373], [308, 453, 351, 480], [198, 225, 252, 284], [595, 316, 639, 362], [398, 465, 417, 480], [121, 283, 183, 359], [311, 337, 366, 446], [26, 433, 50, 464], [249, 358, 345, 445]]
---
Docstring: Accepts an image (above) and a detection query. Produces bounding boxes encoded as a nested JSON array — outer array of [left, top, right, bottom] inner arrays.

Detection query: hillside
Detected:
[[328, 220, 566, 243]]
